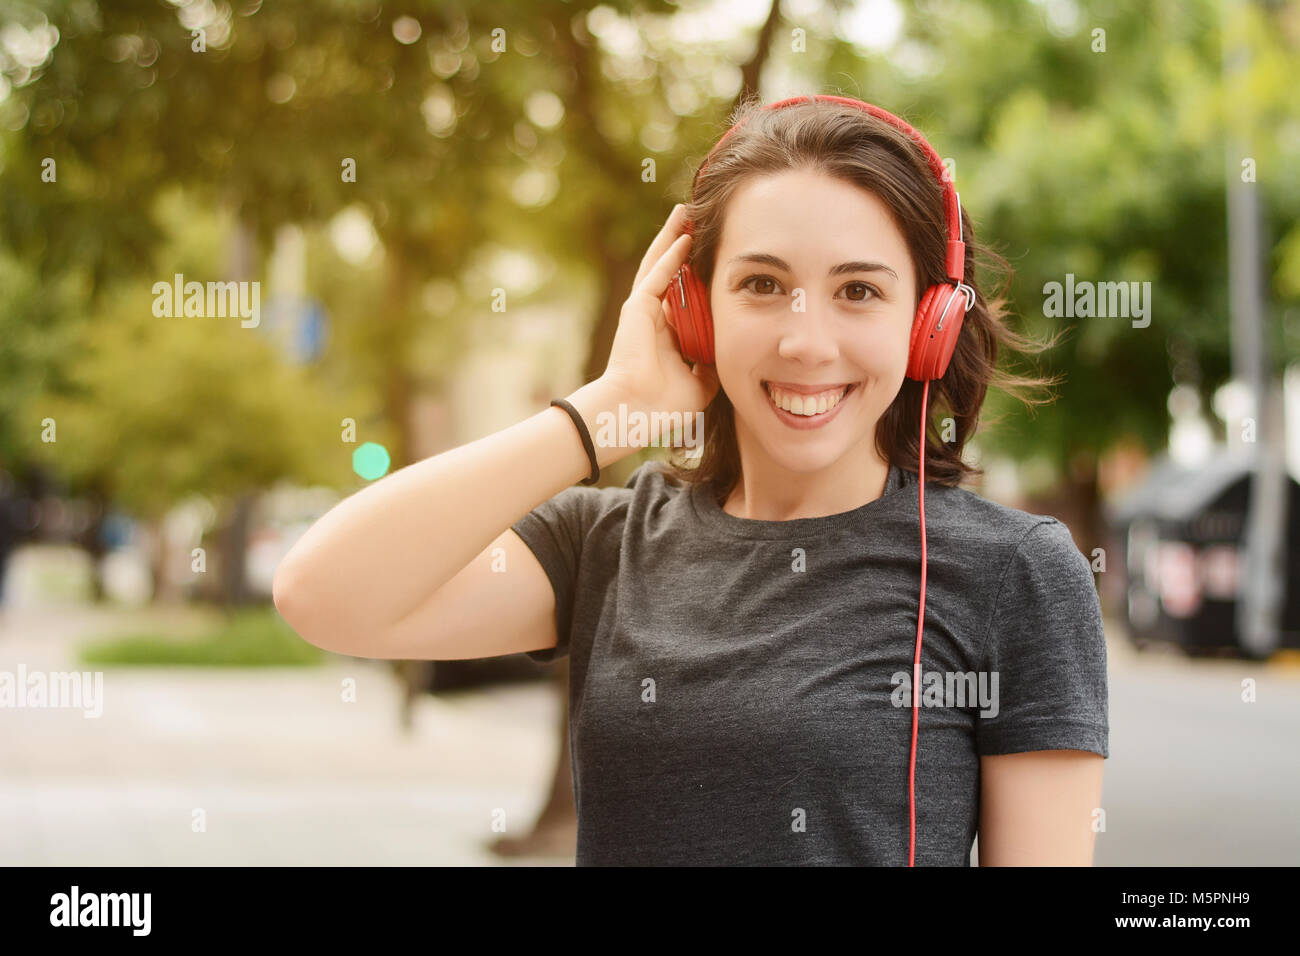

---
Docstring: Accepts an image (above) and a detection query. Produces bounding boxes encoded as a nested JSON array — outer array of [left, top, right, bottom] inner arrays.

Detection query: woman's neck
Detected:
[[722, 446, 892, 521]]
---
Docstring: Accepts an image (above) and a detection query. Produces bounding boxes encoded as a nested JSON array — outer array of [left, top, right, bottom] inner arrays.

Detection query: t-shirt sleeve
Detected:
[[510, 485, 599, 665], [973, 518, 1110, 758]]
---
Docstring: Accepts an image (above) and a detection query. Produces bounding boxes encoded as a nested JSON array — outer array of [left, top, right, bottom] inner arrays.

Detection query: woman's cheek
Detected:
[[857, 339, 907, 387], [711, 321, 764, 384]]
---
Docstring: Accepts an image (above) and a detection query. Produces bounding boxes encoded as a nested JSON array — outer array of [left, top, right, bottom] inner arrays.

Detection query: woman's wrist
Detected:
[[563, 377, 648, 471]]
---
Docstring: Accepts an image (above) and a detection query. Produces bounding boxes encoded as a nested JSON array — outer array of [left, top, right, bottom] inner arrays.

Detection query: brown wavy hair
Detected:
[[658, 94, 1063, 503]]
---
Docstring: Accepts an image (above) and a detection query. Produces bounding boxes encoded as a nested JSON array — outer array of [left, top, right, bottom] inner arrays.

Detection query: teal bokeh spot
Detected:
[[353, 442, 391, 480]]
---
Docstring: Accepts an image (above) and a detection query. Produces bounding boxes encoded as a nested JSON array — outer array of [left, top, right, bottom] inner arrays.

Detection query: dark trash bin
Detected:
[[1106, 451, 1300, 658]]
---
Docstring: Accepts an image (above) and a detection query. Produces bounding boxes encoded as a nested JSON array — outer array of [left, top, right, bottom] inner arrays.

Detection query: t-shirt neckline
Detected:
[[689, 462, 913, 539]]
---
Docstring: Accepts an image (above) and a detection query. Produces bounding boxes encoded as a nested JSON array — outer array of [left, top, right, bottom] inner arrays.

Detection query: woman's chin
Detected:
[[755, 434, 845, 474]]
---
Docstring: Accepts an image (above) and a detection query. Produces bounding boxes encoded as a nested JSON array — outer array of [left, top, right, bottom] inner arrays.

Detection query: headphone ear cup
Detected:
[[665, 263, 715, 366], [907, 284, 968, 381]]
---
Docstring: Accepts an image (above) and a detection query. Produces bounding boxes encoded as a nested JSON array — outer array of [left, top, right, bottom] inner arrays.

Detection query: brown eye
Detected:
[[743, 275, 779, 295], [844, 282, 876, 301]]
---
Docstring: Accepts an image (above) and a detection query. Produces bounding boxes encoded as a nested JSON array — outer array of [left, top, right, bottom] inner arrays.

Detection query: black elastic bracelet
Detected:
[[551, 398, 600, 486]]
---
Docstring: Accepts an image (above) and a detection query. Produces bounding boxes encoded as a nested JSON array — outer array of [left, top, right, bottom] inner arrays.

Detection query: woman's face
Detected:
[[709, 167, 918, 478]]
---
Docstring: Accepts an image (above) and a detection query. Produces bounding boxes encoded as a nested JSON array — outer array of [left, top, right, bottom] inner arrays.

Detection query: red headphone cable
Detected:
[[908, 378, 930, 866]]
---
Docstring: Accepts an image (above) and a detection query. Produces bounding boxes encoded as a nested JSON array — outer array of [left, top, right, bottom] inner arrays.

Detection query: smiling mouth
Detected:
[[762, 381, 858, 417]]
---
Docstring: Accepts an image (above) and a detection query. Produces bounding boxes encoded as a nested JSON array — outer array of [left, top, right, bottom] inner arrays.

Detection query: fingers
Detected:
[[661, 316, 684, 361], [633, 203, 689, 290], [634, 232, 692, 303]]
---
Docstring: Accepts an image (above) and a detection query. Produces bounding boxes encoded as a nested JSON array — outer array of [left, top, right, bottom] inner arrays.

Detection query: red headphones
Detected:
[[665, 94, 975, 382], [666, 95, 977, 866]]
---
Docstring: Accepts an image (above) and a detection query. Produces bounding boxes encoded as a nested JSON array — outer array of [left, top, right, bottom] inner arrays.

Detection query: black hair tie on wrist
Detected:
[[551, 398, 600, 486]]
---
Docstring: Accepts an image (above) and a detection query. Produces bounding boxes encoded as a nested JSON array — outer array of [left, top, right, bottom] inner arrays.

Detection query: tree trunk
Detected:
[[381, 244, 418, 469], [73, 480, 110, 603], [733, 0, 780, 111], [147, 516, 183, 605], [219, 492, 256, 608], [489, 662, 577, 859], [380, 242, 424, 730], [1064, 451, 1105, 560], [397, 660, 432, 735]]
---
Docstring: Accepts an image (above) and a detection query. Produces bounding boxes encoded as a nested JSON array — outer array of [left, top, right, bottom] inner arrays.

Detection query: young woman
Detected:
[[273, 95, 1109, 867]]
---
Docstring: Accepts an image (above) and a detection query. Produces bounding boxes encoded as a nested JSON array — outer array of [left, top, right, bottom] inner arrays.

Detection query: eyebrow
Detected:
[[726, 252, 899, 281]]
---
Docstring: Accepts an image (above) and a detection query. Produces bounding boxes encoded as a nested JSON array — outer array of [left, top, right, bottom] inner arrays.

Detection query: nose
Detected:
[[776, 298, 840, 365]]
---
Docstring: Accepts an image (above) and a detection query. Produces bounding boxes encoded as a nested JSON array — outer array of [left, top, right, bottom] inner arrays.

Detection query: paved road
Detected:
[[1093, 635, 1300, 865], [1, 603, 1297, 865]]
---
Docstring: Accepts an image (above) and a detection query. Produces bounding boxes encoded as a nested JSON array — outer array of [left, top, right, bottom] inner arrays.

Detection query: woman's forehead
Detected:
[[716, 175, 913, 281], [723, 172, 905, 238]]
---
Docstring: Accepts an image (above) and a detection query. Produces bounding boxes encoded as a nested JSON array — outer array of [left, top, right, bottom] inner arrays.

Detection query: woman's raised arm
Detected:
[[272, 204, 717, 658]]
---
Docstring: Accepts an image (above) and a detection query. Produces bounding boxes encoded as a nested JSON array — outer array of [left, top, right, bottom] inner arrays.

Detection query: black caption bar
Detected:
[[0, 865, 1282, 941]]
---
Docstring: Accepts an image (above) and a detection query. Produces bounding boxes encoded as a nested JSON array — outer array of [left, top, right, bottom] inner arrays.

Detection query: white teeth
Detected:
[[765, 383, 850, 416]]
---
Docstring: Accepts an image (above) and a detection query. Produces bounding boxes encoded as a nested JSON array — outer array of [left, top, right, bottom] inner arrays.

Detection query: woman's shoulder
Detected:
[[619, 457, 696, 492], [925, 482, 1100, 644], [558, 457, 694, 524], [923, 477, 1086, 563]]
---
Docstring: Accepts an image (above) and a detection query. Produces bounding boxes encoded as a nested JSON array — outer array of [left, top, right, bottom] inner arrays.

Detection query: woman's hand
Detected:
[[600, 204, 721, 419]]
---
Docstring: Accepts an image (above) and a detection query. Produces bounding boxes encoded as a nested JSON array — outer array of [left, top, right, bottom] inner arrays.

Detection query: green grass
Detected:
[[78, 606, 327, 667]]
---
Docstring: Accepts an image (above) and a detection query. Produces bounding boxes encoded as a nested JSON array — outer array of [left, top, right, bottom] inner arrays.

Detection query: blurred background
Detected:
[[1, 0, 1298, 866]]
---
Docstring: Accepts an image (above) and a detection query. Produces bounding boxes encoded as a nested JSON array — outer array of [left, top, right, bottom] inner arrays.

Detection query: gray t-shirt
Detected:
[[510, 459, 1109, 866]]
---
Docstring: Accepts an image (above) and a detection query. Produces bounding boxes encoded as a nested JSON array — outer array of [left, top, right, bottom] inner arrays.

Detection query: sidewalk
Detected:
[[0, 603, 569, 866]]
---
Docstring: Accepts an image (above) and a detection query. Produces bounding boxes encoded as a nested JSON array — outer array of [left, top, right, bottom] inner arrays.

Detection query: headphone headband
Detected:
[[691, 95, 966, 282]]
